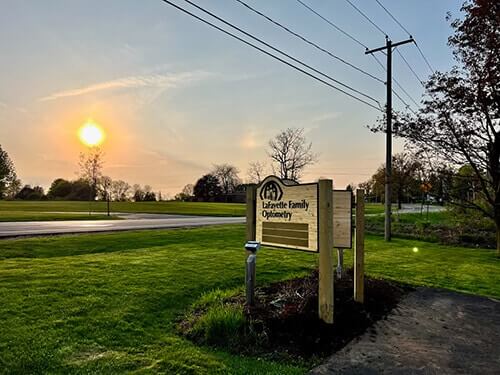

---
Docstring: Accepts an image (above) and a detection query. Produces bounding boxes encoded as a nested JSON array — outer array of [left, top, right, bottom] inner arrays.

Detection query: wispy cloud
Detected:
[[310, 112, 341, 124], [39, 71, 211, 102]]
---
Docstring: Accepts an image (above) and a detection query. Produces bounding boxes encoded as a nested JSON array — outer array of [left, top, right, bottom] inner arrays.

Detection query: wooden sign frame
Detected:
[[246, 178, 364, 324]]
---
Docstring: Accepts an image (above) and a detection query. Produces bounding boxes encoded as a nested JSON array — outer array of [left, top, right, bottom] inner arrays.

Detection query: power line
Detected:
[[344, 0, 387, 37], [159, 0, 382, 111], [295, 0, 419, 111], [374, 0, 412, 36], [371, 54, 420, 109], [234, 0, 384, 83], [374, 0, 435, 74], [180, 0, 380, 105], [295, 0, 368, 49], [371, 55, 417, 114], [414, 41, 435, 73], [395, 48, 425, 87]]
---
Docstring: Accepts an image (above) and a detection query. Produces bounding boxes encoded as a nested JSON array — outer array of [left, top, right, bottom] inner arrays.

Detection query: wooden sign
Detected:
[[255, 176, 319, 252], [332, 190, 353, 248]]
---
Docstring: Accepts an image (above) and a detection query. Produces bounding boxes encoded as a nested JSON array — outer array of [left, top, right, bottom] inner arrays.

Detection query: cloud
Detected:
[[39, 70, 211, 102], [310, 112, 341, 124]]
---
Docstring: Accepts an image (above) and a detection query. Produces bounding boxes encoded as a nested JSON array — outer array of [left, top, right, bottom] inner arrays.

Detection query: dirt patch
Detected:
[[179, 269, 412, 360]]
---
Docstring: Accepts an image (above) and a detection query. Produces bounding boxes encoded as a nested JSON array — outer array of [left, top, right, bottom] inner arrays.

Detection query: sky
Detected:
[[0, 0, 463, 196]]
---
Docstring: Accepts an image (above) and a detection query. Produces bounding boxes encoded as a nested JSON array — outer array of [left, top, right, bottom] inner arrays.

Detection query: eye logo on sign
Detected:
[[260, 180, 283, 201]]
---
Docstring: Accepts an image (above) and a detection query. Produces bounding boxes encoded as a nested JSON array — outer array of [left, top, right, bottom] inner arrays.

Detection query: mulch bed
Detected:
[[243, 269, 412, 359], [181, 269, 412, 361]]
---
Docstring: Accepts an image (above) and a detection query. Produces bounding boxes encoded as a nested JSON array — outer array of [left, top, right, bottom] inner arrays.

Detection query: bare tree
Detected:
[[79, 147, 104, 214], [111, 180, 131, 201], [247, 161, 267, 184], [267, 128, 317, 181], [212, 164, 241, 199], [175, 184, 194, 201]]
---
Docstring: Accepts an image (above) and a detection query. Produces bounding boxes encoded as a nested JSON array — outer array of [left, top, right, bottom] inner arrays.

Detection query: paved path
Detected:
[[0, 214, 244, 238], [310, 288, 500, 374]]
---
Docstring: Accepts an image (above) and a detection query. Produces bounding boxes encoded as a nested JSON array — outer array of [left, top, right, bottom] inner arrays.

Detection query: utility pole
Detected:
[[365, 36, 413, 241]]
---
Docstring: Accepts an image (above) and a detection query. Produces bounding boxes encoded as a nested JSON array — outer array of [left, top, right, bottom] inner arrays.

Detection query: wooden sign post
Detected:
[[318, 179, 334, 324], [354, 189, 365, 303]]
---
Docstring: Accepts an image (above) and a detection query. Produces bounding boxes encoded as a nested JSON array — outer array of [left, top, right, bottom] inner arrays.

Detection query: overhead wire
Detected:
[[344, 0, 387, 37], [295, 0, 368, 49], [374, 0, 435, 74], [371, 54, 420, 109], [234, 0, 384, 84], [395, 48, 425, 87], [180, 0, 381, 105], [159, 0, 383, 111], [295, 0, 419, 111], [374, 0, 412, 36]]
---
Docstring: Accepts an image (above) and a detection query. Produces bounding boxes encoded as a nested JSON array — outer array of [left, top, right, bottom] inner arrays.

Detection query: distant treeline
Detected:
[[11, 178, 159, 202]]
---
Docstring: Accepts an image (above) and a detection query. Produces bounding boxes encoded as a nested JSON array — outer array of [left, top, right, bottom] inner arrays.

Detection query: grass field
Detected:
[[0, 201, 246, 221], [0, 201, 391, 222], [1, 225, 499, 374], [0, 211, 120, 222]]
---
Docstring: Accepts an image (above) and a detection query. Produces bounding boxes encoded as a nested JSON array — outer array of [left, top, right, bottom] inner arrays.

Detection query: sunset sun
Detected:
[[78, 121, 104, 147]]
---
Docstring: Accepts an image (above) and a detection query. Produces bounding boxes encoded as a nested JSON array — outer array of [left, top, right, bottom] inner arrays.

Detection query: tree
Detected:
[[212, 164, 241, 200], [79, 147, 104, 201], [3, 177, 21, 199], [15, 185, 45, 200], [0, 144, 20, 199], [67, 179, 92, 201], [98, 176, 113, 216], [142, 185, 156, 201], [267, 128, 317, 181], [132, 184, 145, 202], [372, 0, 500, 253], [175, 184, 194, 201], [111, 180, 131, 201], [193, 174, 222, 201], [362, 152, 422, 207], [48, 178, 73, 199], [392, 153, 422, 209], [247, 161, 267, 184]]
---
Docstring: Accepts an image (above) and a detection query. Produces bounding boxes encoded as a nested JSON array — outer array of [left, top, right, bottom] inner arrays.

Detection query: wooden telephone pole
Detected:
[[365, 37, 413, 241]]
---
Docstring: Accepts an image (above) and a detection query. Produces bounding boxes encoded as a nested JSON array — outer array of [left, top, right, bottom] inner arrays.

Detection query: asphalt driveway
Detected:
[[310, 288, 500, 374]]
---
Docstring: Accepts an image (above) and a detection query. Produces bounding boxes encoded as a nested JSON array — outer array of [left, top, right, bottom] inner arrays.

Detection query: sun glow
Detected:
[[78, 121, 104, 147]]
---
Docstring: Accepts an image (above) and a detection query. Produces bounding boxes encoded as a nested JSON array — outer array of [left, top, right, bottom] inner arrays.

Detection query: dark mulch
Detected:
[[242, 269, 412, 359], [180, 269, 412, 361]]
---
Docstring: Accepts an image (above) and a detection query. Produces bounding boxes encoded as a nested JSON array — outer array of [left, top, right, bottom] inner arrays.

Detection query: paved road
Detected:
[[310, 288, 500, 374], [0, 214, 245, 238]]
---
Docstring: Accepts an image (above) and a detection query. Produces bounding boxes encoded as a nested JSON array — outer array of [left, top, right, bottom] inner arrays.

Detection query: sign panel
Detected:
[[333, 190, 353, 248], [256, 176, 319, 252]]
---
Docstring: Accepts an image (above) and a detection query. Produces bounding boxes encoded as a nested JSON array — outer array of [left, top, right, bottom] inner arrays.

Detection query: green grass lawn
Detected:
[[0, 201, 245, 221], [364, 203, 386, 215], [0, 201, 384, 222], [0, 210, 120, 222], [1, 225, 499, 374]]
